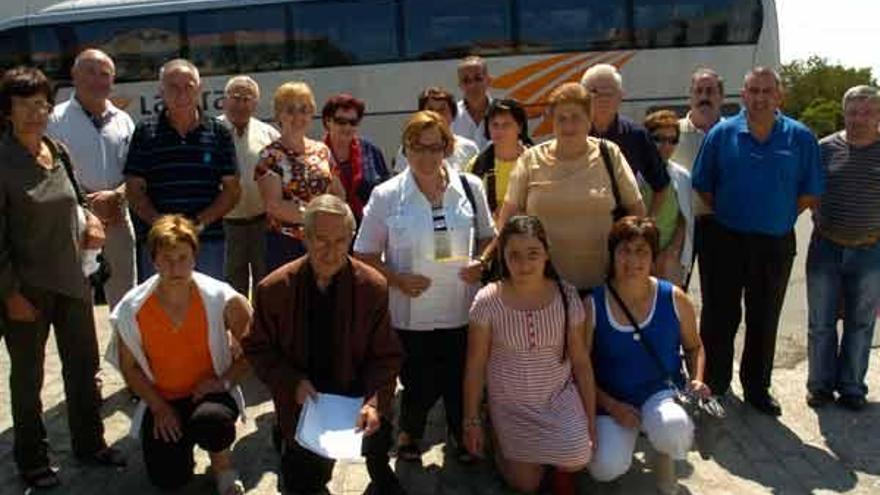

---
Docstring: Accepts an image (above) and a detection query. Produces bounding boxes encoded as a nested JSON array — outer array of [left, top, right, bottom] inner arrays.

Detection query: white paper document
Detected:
[[295, 393, 364, 460], [409, 256, 469, 328]]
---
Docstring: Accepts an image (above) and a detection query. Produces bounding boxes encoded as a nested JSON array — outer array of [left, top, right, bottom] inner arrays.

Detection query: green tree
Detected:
[[780, 56, 876, 135]]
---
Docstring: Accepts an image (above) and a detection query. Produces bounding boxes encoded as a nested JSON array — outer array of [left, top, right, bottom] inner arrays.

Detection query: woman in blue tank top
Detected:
[[585, 216, 710, 495]]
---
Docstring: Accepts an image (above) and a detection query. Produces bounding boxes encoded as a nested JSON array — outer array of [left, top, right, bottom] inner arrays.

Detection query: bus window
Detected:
[[517, 0, 630, 52], [403, 0, 513, 59], [73, 15, 181, 82], [186, 5, 285, 76], [0, 28, 30, 72], [633, 0, 762, 48], [29, 25, 67, 81], [289, 0, 399, 68]]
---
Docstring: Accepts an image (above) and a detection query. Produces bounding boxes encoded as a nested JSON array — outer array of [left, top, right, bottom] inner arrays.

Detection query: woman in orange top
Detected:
[[110, 215, 251, 495]]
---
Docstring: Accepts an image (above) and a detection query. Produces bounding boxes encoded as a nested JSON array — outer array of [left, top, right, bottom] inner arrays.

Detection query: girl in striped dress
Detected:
[[463, 215, 596, 494]]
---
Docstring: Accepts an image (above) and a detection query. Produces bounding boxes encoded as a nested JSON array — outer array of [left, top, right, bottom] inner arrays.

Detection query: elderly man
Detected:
[[219, 75, 279, 296], [48, 49, 136, 308], [125, 59, 240, 281], [693, 67, 824, 416], [244, 195, 404, 495], [452, 56, 492, 150], [392, 87, 479, 173], [581, 64, 669, 216], [806, 85, 880, 411], [671, 67, 725, 288]]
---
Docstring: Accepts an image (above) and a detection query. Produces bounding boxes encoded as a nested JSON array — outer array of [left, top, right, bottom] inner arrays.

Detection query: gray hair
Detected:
[[303, 194, 356, 238], [580, 63, 623, 91], [72, 49, 115, 74], [743, 66, 782, 89], [224, 75, 260, 99], [842, 85, 880, 109], [159, 58, 200, 84], [691, 67, 724, 95]]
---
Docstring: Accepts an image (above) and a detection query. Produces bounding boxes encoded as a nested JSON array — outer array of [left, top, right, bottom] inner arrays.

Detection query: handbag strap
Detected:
[[458, 173, 478, 258], [598, 139, 621, 212], [606, 281, 676, 388]]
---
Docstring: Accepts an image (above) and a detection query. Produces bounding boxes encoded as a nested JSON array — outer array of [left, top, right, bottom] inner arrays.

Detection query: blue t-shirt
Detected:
[[692, 110, 824, 236]]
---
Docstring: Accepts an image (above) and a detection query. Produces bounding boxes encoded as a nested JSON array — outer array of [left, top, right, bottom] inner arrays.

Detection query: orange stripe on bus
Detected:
[[491, 53, 577, 89], [508, 53, 600, 103]]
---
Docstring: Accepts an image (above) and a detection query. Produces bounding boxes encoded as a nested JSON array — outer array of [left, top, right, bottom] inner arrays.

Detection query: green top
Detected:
[[640, 179, 680, 251]]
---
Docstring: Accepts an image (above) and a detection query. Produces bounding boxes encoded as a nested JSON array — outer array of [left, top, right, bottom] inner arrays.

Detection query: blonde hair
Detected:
[[547, 82, 592, 116], [147, 214, 200, 259], [273, 81, 316, 120], [402, 110, 455, 158]]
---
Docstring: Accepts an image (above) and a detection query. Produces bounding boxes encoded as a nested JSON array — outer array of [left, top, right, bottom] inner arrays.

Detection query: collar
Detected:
[[218, 114, 253, 137], [594, 113, 622, 137], [158, 107, 209, 134], [735, 109, 783, 135], [458, 95, 493, 118], [401, 162, 465, 204], [72, 94, 118, 129]]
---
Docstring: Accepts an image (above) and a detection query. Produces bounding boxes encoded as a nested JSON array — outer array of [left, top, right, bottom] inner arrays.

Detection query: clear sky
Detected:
[[777, 0, 880, 79]]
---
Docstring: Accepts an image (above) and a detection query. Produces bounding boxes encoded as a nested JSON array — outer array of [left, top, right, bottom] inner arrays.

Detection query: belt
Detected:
[[819, 230, 880, 248], [224, 213, 266, 226]]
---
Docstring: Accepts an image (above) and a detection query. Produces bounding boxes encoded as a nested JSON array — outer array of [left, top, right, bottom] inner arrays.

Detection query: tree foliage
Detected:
[[780, 56, 875, 137]]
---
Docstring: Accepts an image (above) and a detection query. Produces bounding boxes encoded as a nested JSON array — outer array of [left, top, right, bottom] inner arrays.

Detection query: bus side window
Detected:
[[632, 0, 763, 48], [517, 0, 631, 52], [402, 0, 514, 60]]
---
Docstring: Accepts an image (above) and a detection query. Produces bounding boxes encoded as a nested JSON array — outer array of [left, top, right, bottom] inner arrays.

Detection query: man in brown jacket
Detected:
[[244, 195, 404, 495]]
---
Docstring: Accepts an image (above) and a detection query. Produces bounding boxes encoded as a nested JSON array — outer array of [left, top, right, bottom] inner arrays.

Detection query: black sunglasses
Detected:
[[651, 134, 679, 145]]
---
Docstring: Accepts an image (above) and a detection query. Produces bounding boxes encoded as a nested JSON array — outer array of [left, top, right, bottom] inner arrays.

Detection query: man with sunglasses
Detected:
[[453, 56, 493, 151], [581, 64, 670, 217], [219, 75, 279, 296]]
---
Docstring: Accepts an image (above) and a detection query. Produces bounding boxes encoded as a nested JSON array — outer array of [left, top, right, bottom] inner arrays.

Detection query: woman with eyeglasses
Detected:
[[321, 93, 390, 224], [255, 82, 345, 272], [642, 110, 694, 287], [354, 110, 495, 463], [0, 66, 125, 489]]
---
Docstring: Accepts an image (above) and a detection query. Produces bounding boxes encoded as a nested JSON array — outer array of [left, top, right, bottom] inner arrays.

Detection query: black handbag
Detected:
[[598, 139, 627, 221]]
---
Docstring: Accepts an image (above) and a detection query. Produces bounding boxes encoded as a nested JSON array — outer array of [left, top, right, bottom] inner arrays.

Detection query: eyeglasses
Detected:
[[331, 115, 360, 126], [227, 92, 255, 102], [282, 103, 312, 115], [651, 134, 679, 145], [408, 142, 446, 155]]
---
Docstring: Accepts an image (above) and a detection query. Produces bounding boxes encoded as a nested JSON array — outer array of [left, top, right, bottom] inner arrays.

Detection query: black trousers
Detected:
[[2, 285, 104, 471], [397, 326, 467, 441], [698, 219, 795, 397], [141, 392, 238, 490], [281, 418, 396, 494]]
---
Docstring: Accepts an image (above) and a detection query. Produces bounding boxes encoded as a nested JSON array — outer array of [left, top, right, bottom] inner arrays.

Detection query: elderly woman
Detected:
[[642, 110, 694, 286], [354, 110, 495, 461], [0, 66, 124, 489], [109, 214, 251, 494], [482, 83, 645, 295], [464, 216, 595, 495], [321, 93, 390, 223], [466, 98, 533, 217], [586, 216, 709, 495], [256, 81, 345, 272]]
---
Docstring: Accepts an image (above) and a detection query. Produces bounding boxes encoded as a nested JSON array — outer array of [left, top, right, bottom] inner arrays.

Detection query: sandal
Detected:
[[395, 442, 421, 462], [215, 468, 245, 495], [21, 466, 61, 489]]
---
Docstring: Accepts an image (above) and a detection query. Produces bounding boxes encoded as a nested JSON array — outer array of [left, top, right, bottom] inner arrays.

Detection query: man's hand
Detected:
[[87, 190, 124, 225], [356, 404, 381, 436], [295, 379, 317, 406], [150, 400, 183, 443], [4, 293, 38, 322], [609, 399, 641, 429], [82, 210, 106, 249]]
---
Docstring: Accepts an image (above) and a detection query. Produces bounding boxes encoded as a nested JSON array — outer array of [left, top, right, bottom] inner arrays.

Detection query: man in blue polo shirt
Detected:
[[125, 59, 240, 281], [692, 67, 824, 416]]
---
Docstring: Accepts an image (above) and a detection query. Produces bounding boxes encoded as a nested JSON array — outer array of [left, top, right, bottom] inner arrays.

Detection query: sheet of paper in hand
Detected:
[[295, 393, 364, 460]]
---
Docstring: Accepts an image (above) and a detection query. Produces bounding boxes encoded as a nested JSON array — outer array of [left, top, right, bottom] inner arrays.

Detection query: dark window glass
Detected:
[[403, 0, 513, 59], [288, 0, 398, 68], [518, 0, 630, 52], [186, 5, 285, 76], [29, 25, 67, 81], [0, 28, 30, 73], [633, 0, 763, 48]]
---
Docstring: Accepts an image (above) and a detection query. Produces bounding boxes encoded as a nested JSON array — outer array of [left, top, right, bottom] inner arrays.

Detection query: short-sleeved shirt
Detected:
[[505, 138, 642, 290], [219, 116, 280, 219], [816, 132, 880, 242], [452, 98, 491, 151], [590, 114, 670, 192], [692, 110, 824, 236], [124, 111, 238, 240], [354, 165, 495, 330], [671, 114, 719, 216], [48, 96, 135, 192]]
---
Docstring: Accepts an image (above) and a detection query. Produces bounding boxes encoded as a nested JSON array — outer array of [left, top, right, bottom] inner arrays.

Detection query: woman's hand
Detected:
[[395, 273, 431, 298], [463, 423, 484, 458], [4, 293, 38, 322], [609, 399, 641, 429], [688, 380, 712, 399], [458, 259, 484, 284], [356, 404, 381, 436], [82, 210, 106, 249], [151, 400, 183, 443]]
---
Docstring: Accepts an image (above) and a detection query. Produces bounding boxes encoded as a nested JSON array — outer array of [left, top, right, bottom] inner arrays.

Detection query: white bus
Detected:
[[0, 0, 779, 155]]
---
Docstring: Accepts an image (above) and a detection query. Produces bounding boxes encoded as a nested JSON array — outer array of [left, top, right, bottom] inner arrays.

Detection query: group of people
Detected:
[[0, 46, 877, 495]]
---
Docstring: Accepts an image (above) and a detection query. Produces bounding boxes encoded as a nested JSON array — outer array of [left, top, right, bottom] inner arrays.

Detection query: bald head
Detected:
[[71, 49, 116, 107]]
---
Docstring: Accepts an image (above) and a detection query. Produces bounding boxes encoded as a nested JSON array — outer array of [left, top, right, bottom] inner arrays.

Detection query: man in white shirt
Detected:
[[452, 56, 492, 151], [219, 75, 280, 296], [48, 49, 136, 309], [393, 87, 479, 174]]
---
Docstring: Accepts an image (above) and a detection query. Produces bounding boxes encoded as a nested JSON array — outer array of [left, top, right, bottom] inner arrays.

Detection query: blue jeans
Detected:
[[806, 234, 880, 398], [137, 238, 226, 282]]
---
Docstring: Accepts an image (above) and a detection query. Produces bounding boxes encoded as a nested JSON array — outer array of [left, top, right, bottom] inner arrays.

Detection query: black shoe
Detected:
[[806, 391, 834, 408], [745, 393, 782, 416], [20, 466, 61, 489], [76, 446, 127, 467], [364, 479, 407, 495], [836, 394, 867, 411]]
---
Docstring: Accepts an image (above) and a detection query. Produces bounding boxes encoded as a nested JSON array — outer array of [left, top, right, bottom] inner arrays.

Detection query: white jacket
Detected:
[[105, 272, 246, 438], [668, 160, 695, 274]]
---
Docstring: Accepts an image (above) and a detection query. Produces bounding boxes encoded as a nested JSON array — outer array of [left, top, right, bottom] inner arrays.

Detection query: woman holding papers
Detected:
[[463, 216, 596, 495], [354, 110, 495, 462], [108, 215, 251, 495]]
